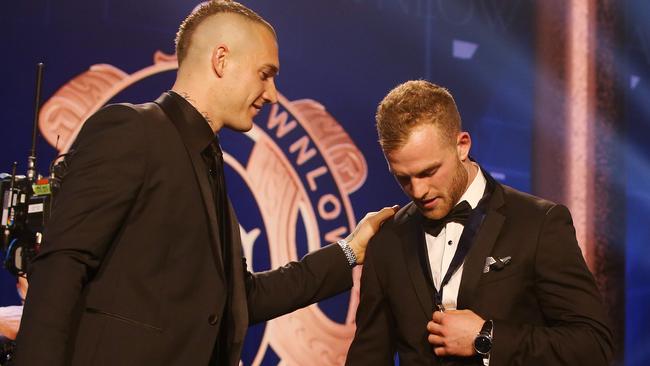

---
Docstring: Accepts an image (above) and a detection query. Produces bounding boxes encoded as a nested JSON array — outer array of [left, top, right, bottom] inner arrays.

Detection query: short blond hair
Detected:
[[376, 80, 462, 153]]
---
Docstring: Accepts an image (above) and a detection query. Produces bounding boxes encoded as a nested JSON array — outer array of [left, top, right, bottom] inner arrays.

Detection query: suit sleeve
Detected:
[[14, 105, 148, 366], [345, 236, 396, 366], [490, 204, 613, 366], [244, 243, 353, 324]]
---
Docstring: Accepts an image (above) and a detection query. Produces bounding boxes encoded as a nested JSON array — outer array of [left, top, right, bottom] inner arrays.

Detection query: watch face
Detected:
[[474, 335, 492, 354]]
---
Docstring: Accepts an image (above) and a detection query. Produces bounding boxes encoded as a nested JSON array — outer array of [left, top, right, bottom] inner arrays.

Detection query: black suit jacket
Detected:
[[15, 93, 352, 366], [346, 176, 612, 366]]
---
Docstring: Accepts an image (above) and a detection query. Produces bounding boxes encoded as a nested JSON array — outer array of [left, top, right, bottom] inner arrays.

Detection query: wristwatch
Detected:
[[473, 319, 493, 356]]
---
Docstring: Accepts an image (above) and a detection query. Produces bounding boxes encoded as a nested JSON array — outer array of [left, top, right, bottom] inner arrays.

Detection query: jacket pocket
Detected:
[[86, 307, 163, 332], [479, 267, 525, 286]]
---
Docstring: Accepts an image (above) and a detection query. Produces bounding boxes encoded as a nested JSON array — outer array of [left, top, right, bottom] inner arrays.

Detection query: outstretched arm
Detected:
[[245, 206, 398, 324]]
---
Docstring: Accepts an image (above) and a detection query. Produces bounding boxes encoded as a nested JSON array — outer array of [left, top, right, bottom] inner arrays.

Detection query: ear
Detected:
[[456, 131, 472, 161], [211, 45, 228, 78]]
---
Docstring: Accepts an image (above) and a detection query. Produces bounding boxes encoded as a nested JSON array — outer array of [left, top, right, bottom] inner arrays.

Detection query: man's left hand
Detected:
[[427, 309, 484, 357], [347, 205, 399, 264]]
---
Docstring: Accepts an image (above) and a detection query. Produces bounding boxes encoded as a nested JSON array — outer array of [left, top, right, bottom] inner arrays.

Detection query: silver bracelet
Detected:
[[337, 239, 357, 268]]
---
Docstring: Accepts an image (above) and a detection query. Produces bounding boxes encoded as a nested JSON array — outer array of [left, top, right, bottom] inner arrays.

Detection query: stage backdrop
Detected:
[[1, 0, 648, 365]]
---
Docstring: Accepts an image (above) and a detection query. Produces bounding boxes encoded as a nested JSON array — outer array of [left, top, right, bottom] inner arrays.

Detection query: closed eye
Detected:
[[259, 65, 279, 81], [394, 175, 410, 186], [417, 168, 437, 178]]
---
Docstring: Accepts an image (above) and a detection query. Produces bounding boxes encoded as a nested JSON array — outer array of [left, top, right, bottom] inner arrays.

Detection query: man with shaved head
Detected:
[[13, 2, 396, 365]]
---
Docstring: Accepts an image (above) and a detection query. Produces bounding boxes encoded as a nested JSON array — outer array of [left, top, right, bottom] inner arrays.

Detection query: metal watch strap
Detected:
[[337, 239, 357, 267]]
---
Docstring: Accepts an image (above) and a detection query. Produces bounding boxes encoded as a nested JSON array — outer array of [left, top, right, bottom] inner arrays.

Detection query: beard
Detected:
[[447, 160, 469, 212], [423, 159, 468, 220]]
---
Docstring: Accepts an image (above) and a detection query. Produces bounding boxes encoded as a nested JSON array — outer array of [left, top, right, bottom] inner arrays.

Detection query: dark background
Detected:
[[1, 0, 648, 364]]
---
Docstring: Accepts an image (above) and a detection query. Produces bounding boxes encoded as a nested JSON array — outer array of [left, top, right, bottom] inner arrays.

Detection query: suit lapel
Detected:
[[224, 201, 249, 350], [456, 184, 505, 309], [155, 94, 226, 280], [400, 204, 435, 318]]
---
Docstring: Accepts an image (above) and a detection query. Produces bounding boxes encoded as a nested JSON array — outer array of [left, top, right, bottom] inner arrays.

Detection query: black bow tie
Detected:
[[423, 200, 472, 237]]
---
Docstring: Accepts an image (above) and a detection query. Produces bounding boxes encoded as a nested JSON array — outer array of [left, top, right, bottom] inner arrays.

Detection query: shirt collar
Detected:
[[166, 90, 216, 153], [457, 163, 486, 210]]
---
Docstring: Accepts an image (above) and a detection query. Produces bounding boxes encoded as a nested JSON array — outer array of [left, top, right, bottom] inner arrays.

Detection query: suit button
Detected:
[[208, 314, 219, 325]]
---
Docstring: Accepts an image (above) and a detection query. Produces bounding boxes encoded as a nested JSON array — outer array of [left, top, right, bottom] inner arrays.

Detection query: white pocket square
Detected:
[[483, 256, 512, 273]]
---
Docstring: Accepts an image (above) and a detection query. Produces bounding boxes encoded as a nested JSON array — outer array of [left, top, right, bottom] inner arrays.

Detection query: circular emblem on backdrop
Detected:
[[38, 51, 368, 365]]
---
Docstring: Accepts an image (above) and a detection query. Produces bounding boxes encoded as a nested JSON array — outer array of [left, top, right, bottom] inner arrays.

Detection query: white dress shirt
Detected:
[[425, 164, 486, 310]]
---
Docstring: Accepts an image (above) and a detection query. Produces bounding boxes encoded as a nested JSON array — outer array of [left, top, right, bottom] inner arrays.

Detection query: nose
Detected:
[[263, 78, 278, 104], [410, 177, 429, 200]]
